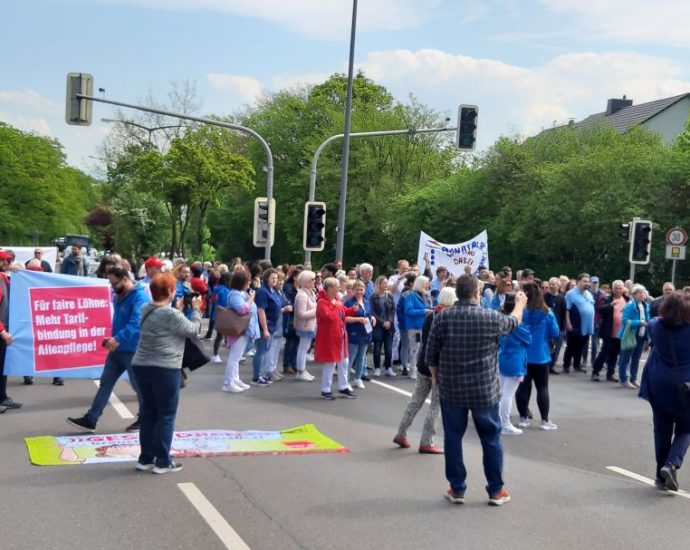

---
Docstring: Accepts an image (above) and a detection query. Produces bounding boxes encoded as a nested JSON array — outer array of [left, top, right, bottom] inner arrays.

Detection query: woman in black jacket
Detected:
[[370, 276, 395, 377]]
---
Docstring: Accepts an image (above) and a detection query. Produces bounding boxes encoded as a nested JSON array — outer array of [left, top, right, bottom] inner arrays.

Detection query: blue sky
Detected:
[[2, 0, 690, 171]]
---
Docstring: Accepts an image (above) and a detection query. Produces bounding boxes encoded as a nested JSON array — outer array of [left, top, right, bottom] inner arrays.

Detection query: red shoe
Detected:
[[419, 445, 444, 454], [488, 488, 511, 506], [393, 435, 410, 448], [445, 488, 465, 504]]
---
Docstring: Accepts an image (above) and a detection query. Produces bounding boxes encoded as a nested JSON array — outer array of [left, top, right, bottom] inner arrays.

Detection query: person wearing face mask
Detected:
[[67, 267, 150, 433]]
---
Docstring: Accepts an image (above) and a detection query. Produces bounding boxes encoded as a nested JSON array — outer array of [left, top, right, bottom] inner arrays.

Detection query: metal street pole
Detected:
[[304, 126, 457, 267], [671, 258, 677, 286], [83, 95, 274, 260], [335, 0, 358, 263]]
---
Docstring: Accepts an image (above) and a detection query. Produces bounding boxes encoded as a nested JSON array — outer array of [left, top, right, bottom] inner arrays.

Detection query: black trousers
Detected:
[[515, 363, 551, 421], [592, 337, 621, 377], [0, 338, 7, 402], [563, 333, 588, 370]]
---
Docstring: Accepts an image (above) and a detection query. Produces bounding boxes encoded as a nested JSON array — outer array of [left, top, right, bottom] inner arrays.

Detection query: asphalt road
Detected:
[[1, 333, 688, 550]]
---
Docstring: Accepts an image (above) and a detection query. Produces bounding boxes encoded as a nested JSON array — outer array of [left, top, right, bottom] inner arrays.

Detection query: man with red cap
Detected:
[[0, 250, 22, 413]]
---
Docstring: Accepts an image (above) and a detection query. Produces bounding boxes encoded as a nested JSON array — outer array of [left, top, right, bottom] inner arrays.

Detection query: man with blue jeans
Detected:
[[67, 268, 150, 432], [427, 275, 527, 506]]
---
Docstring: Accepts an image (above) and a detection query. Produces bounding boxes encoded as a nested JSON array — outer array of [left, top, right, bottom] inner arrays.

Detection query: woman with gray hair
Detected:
[[293, 270, 317, 382], [617, 284, 650, 388], [404, 275, 432, 380], [393, 286, 456, 453]]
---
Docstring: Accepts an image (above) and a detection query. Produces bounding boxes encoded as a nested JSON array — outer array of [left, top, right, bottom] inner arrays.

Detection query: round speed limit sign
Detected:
[[667, 227, 688, 246]]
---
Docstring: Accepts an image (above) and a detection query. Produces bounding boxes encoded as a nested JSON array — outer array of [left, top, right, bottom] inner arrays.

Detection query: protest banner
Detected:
[[5, 270, 112, 378], [416, 230, 489, 279], [25, 424, 350, 465], [0, 246, 58, 271]]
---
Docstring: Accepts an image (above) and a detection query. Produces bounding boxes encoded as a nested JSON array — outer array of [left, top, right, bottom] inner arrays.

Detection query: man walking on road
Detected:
[[426, 275, 527, 506], [67, 267, 150, 432]]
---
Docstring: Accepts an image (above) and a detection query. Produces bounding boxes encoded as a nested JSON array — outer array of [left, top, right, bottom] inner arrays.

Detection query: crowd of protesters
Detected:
[[1, 245, 689, 497]]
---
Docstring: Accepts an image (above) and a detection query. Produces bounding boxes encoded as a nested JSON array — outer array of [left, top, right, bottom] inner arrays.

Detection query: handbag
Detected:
[[666, 327, 690, 412], [621, 320, 637, 351], [182, 336, 211, 371], [215, 305, 251, 336]]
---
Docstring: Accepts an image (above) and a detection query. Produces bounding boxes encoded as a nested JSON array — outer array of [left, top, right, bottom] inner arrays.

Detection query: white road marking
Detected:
[[607, 466, 690, 499], [92, 380, 135, 420], [370, 379, 431, 404], [178, 482, 251, 549]]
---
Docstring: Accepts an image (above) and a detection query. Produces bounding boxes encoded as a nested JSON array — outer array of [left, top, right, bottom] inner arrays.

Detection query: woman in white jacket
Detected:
[[293, 270, 317, 381]]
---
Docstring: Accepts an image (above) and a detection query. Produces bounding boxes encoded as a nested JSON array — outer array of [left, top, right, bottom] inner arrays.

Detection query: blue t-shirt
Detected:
[[255, 284, 282, 334], [565, 288, 595, 336]]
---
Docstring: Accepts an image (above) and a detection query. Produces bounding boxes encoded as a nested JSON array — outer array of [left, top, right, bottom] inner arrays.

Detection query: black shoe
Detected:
[[660, 464, 679, 491], [66, 415, 96, 433], [591, 373, 600, 382], [654, 478, 668, 491], [393, 360, 402, 366], [563, 367, 570, 374], [401, 367, 409, 376], [23, 376, 34, 385], [0, 397, 22, 409], [53, 377, 65, 386], [126, 418, 140, 432], [321, 391, 335, 400], [339, 388, 357, 399], [549, 368, 561, 375], [526, 409, 534, 419], [574, 367, 587, 374], [361, 375, 371, 382], [0, 405, 7, 414]]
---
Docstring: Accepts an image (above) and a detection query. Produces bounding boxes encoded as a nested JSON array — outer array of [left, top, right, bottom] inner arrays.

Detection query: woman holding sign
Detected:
[[132, 272, 201, 474]]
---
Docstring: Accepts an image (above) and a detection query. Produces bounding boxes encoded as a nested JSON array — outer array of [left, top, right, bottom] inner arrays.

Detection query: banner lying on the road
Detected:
[[416, 230, 489, 278], [0, 246, 59, 272], [26, 424, 350, 466], [5, 270, 112, 378]]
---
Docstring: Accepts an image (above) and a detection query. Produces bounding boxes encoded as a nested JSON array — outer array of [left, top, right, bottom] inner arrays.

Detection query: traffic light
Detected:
[[303, 202, 326, 252], [629, 220, 652, 264], [457, 104, 478, 151], [65, 72, 93, 126], [618, 223, 630, 241], [252, 197, 275, 248]]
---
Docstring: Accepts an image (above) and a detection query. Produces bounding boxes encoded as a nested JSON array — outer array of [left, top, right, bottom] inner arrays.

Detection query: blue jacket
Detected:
[[404, 291, 429, 330], [523, 309, 560, 365], [498, 324, 531, 377], [213, 285, 231, 320], [618, 300, 651, 339], [60, 254, 89, 276], [397, 290, 410, 331], [113, 283, 150, 352], [344, 296, 373, 345], [639, 319, 690, 418]]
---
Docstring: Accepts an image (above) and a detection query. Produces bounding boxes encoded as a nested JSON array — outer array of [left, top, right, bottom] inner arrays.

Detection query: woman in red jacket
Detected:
[[315, 277, 358, 400]]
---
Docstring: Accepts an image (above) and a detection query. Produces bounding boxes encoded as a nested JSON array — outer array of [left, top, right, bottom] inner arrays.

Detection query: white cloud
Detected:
[[270, 72, 331, 92], [540, 0, 690, 46], [206, 74, 265, 105], [87, 0, 439, 39], [0, 89, 59, 113], [355, 48, 690, 147]]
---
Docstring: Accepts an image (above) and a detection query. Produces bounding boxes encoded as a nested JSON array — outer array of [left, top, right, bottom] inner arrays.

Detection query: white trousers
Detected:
[[224, 335, 248, 386], [498, 374, 521, 428], [320, 360, 349, 393], [264, 336, 284, 375], [296, 336, 312, 372]]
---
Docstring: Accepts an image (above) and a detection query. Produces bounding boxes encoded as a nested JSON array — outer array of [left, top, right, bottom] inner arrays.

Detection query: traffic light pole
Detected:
[[304, 126, 457, 268], [75, 92, 275, 261]]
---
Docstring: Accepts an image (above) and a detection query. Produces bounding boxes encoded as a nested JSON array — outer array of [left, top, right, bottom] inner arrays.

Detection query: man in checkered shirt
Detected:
[[427, 275, 527, 506]]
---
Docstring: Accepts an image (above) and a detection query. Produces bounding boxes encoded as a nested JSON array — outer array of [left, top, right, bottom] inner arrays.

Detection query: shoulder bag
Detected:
[[215, 303, 251, 337], [621, 320, 637, 351]]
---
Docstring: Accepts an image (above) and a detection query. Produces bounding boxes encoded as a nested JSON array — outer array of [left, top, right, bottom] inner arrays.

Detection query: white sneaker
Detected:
[[501, 425, 523, 435], [540, 420, 558, 431], [295, 371, 315, 382], [409, 368, 417, 380], [246, 349, 256, 357], [385, 368, 397, 377], [518, 417, 530, 428], [269, 371, 284, 381], [235, 379, 250, 390], [353, 379, 365, 389], [306, 353, 315, 362], [222, 383, 244, 393], [239, 356, 247, 363], [303, 370, 315, 381], [211, 355, 222, 364], [373, 368, 381, 377]]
